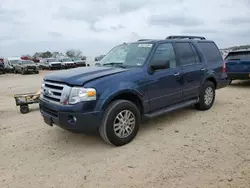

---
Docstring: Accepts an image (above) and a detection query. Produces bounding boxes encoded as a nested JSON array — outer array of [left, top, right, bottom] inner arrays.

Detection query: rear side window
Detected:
[[175, 42, 196, 66], [190, 44, 201, 63], [197, 42, 222, 64], [225, 51, 250, 60]]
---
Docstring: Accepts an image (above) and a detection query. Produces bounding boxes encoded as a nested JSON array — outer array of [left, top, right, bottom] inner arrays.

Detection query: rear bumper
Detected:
[[39, 99, 103, 134], [227, 73, 250, 80], [217, 79, 231, 89]]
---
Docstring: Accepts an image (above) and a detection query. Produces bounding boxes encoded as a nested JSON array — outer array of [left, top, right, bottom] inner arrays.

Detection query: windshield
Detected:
[[9, 60, 20, 65], [73, 58, 81, 61], [47, 58, 58, 62], [62, 58, 72, 62], [99, 43, 153, 67], [22, 60, 34, 65], [225, 51, 250, 60]]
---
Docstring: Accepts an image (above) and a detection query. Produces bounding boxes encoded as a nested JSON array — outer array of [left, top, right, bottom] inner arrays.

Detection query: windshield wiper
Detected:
[[102, 62, 126, 68]]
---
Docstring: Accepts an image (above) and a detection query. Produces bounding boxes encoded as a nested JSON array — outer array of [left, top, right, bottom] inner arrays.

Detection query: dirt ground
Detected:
[[0, 71, 250, 188]]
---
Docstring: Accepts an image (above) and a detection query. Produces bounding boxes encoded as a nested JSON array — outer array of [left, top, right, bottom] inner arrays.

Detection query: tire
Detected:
[[35, 70, 39, 74], [21, 69, 25, 75], [195, 81, 215, 111], [99, 100, 141, 146], [14, 69, 17, 74], [20, 105, 29, 114], [229, 80, 232, 85]]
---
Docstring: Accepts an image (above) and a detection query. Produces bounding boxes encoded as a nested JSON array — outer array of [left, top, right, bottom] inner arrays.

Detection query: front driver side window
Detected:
[[151, 43, 176, 68]]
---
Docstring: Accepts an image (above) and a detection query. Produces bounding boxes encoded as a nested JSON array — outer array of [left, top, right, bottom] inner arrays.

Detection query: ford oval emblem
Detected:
[[44, 89, 52, 96]]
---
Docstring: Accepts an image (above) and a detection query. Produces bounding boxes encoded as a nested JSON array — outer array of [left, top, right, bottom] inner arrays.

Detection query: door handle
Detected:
[[174, 72, 180, 76], [200, 68, 206, 71]]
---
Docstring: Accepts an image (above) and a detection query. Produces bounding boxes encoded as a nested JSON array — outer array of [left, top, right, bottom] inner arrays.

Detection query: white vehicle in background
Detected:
[[39, 58, 62, 70], [58, 57, 76, 69], [5, 57, 22, 73]]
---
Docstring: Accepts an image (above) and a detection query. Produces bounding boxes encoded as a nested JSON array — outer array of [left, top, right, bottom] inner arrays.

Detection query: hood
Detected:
[[44, 66, 129, 86], [23, 64, 37, 67]]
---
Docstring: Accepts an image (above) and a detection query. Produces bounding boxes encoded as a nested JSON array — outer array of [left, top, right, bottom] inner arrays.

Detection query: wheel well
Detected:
[[207, 77, 217, 89], [106, 92, 143, 114]]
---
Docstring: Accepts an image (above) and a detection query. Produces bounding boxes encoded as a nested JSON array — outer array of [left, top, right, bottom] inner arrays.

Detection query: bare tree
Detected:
[[66, 49, 83, 58]]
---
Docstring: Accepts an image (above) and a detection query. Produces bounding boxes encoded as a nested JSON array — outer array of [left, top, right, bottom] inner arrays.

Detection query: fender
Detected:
[[95, 85, 145, 112], [200, 71, 217, 88]]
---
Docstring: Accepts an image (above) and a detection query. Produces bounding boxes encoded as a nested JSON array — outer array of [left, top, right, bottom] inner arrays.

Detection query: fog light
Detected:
[[68, 115, 77, 124]]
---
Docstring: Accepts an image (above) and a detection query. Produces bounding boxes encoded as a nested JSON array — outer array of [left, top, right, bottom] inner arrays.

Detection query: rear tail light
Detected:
[[222, 61, 227, 73]]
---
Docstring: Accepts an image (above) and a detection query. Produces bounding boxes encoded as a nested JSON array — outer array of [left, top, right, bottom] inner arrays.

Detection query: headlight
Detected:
[[68, 87, 96, 104], [40, 82, 45, 95]]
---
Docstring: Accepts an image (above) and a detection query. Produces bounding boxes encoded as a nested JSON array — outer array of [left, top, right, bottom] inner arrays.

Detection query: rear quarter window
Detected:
[[197, 42, 223, 64]]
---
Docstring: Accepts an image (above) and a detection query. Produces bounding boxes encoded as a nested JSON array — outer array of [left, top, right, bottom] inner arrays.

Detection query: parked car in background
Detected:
[[14, 60, 39, 74], [6, 57, 21, 73], [39, 35, 230, 146], [225, 49, 250, 84], [0, 58, 5, 74], [40, 58, 61, 70], [59, 57, 76, 69], [71, 57, 86, 67]]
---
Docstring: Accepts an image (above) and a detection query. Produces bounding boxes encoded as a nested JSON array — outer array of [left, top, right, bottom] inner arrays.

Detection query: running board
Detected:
[[144, 99, 198, 119]]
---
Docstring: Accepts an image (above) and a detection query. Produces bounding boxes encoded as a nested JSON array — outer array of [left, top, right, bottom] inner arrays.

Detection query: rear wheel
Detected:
[[195, 81, 215, 111], [99, 100, 140, 146]]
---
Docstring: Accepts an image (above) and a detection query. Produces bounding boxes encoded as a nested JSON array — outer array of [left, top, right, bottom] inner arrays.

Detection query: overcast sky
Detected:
[[0, 0, 250, 58]]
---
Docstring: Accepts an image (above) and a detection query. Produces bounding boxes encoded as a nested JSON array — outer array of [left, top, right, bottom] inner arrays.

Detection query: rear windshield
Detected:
[[225, 51, 250, 60]]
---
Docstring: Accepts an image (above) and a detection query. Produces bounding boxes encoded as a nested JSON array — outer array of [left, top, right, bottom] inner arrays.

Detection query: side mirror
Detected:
[[150, 60, 170, 70]]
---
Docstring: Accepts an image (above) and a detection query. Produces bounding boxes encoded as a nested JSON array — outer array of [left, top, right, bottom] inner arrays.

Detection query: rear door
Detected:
[[174, 42, 206, 100], [146, 42, 184, 112]]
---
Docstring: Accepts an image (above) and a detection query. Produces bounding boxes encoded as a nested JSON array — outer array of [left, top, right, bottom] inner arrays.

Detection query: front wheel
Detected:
[[99, 100, 140, 146], [195, 81, 215, 111]]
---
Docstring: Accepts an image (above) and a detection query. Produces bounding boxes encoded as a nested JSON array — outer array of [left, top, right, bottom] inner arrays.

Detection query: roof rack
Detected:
[[137, 39, 153, 41], [166, 35, 206, 40]]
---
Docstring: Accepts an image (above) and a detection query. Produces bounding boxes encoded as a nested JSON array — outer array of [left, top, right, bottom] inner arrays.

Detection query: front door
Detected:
[[174, 42, 206, 100], [146, 42, 184, 112]]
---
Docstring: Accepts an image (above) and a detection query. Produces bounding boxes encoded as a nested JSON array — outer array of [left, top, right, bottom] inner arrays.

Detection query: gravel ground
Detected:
[[0, 71, 250, 188]]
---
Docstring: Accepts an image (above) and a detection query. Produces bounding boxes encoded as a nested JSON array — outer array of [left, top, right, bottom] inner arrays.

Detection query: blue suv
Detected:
[[39, 35, 230, 146]]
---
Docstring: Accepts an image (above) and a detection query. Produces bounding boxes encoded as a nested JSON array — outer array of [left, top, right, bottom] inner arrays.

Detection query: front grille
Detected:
[[27, 66, 36, 69], [51, 63, 61, 67], [42, 81, 65, 103]]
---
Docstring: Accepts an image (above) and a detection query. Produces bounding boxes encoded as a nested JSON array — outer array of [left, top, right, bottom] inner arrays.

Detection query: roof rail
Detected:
[[166, 35, 206, 40], [138, 39, 153, 41]]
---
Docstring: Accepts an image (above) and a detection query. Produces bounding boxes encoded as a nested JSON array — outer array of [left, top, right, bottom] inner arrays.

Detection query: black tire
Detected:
[[229, 80, 232, 85], [99, 100, 141, 146], [20, 105, 29, 114], [195, 81, 215, 111], [35, 70, 39, 74], [21, 69, 25, 75]]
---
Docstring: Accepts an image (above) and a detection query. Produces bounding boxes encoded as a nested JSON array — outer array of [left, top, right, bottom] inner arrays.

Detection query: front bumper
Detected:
[[39, 99, 103, 134], [24, 68, 38, 72]]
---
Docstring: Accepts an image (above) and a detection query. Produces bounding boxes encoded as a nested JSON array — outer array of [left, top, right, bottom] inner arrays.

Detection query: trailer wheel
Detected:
[[20, 105, 29, 114]]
